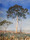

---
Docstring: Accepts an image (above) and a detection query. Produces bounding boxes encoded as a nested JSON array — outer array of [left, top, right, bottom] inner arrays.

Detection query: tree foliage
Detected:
[[7, 4, 29, 19], [0, 20, 12, 26]]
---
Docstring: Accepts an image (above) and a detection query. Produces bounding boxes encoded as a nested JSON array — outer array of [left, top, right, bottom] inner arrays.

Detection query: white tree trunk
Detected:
[[16, 16, 18, 33], [20, 19, 22, 33]]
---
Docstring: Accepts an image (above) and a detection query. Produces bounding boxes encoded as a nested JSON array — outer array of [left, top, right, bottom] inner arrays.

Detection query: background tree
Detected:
[[7, 4, 29, 33], [0, 20, 12, 30]]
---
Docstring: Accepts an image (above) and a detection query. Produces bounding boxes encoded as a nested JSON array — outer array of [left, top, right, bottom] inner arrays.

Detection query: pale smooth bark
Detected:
[[16, 16, 18, 33]]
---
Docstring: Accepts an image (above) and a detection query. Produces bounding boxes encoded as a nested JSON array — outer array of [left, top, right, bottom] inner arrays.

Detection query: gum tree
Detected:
[[7, 4, 29, 33], [0, 20, 12, 31]]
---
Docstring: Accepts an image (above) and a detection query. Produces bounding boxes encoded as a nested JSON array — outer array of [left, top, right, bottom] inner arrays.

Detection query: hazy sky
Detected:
[[0, 0, 30, 33]]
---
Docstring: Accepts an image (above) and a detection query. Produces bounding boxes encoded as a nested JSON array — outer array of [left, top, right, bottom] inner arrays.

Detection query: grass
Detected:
[[0, 32, 30, 40]]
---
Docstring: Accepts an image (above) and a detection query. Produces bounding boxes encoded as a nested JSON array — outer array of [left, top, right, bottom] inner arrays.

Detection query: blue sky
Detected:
[[0, 0, 30, 33]]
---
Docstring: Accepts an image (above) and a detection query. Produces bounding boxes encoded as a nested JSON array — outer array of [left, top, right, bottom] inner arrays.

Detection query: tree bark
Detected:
[[16, 16, 18, 33]]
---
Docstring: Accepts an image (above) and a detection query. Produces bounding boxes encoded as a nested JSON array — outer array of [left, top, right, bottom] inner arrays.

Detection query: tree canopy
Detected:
[[7, 4, 29, 19], [0, 20, 12, 26]]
